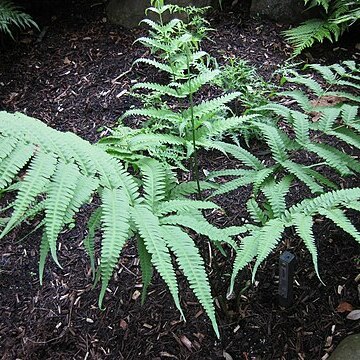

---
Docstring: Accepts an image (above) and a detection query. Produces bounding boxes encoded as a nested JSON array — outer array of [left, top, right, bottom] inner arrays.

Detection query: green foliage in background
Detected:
[[283, 0, 360, 55], [0, 0, 38, 39]]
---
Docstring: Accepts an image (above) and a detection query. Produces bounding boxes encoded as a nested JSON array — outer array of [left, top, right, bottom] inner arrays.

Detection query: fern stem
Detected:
[[306, 161, 328, 168], [186, 44, 201, 199]]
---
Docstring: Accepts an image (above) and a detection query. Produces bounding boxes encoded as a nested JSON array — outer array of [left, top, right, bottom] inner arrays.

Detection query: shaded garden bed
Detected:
[[0, 1, 359, 359]]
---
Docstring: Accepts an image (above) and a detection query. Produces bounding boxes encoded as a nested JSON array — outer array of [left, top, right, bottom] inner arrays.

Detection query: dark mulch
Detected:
[[0, 1, 359, 359]]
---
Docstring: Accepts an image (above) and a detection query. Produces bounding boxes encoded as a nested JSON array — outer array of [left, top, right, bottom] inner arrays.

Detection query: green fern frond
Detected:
[[262, 176, 292, 217], [84, 207, 102, 279], [212, 141, 264, 170], [196, 115, 257, 141], [292, 213, 322, 281], [282, 90, 312, 112], [138, 158, 166, 211], [127, 133, 185, 150], [293, 112, 310, 145], [121, 107, 182, 123], [285, 188, 360, 219], [208, 167, 275, 197], [209, 171, 259, 197], [229, 231, 260, 295], [283, 19, 341, 56], [62, 174, 99, 227], [99, 187, 131, 307], [184, 92, 240, 120], [169, 180, 218, 198], [39, 233, 49, 285], [162, 225, 219, 338], [160, 212, 237, 248], [307, 143, 359, 175], [0, 143, 34, 191], [137, 236, 153, 304], [131, 204, 183, 317], [255, 122, 288, 163], [133, 58, 175, 76], [157, 199, 219, 216], [252, 219, 285, 280], [131, 82, 182, 98], [0, 0, 38, 38], [0, 152, 57, 238], [282, 160, 324, 193], [315, 108, 341, 132], [44, 162, 81, 267], [136, 36, 171, 52], [177, 69, 220, 95], [326, 91, 360, 103], [319, 207, 360, 243], [0, 136, 19, 160], [340, 104, 358, 125], [254, 103, 292, 120], [345, 200, 360, 211], [306, 63, 338, 83], [247, 198, 267, 224], [283, 69, 324, 96], [328, 127, 360, 150]]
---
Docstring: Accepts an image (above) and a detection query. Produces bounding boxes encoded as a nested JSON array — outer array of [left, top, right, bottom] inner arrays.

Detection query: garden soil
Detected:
[[0, 1, 359, 359]]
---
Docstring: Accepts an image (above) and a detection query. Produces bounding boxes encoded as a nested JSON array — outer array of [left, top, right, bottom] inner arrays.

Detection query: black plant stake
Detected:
[[278, 251, 296, 308]]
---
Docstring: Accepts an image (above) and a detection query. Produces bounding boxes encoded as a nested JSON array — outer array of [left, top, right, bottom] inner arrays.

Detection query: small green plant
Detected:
[[214, 57, 274, 111], [283, 0, 360, 55], [0, 0, 38, 39]]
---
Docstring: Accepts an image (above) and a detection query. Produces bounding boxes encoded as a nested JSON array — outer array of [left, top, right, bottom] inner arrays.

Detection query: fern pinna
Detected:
[[0, 0, 38, 39], [0, 111, 233, 336]]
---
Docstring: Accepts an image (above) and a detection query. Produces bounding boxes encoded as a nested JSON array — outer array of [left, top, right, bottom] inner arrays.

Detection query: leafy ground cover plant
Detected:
[[283, 0, 360, 55], [0, 0, 38, 39]]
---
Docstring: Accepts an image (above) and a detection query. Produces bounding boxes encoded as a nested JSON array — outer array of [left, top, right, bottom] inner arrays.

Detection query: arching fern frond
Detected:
[[99, 187, 131, 307], [131, 204, 184, 317], [161, 225, 219, 338], [283, 19, 342, 56]]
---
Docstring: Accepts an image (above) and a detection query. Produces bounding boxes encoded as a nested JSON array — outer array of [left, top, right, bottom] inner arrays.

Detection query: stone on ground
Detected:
[[329, 334, 360, 360]]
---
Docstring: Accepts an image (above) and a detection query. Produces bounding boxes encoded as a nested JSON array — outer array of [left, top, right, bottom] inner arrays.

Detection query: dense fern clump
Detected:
[[207, 61, 360, 293], [0, 111, 233, 337], [0, 0, 38, 38], [283, 0, 360, 55], [101, 0, 247, 171]]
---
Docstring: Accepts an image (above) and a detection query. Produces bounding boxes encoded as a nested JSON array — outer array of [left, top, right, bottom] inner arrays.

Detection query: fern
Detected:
[[99, 188, 131, 307], [292, 213, 321, 281], [283, 0, 359, 55], [229, 188, 360, 289], [0, 0, 38, 38], [161, 225, 219, 337], [0, 111, 225, 336], [283, 19, 341, 56]]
